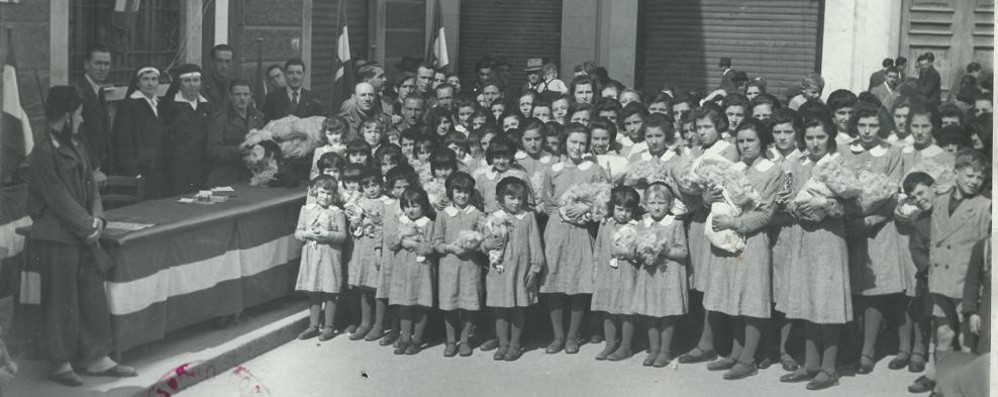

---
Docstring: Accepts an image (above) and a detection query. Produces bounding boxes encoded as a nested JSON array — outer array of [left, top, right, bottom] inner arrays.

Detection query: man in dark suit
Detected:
[[868, 57, 894, 91], [262, 58, 322, 122], [74, 45, 112, 184], [918, 52, 941, 109], [718, 57, 738, 95]]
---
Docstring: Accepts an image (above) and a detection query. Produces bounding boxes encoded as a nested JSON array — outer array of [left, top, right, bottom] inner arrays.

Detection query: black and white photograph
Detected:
[[0, 0, 993, 396]]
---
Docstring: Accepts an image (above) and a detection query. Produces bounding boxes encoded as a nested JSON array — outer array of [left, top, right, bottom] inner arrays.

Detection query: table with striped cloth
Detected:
[[18, 184, 306, 354]]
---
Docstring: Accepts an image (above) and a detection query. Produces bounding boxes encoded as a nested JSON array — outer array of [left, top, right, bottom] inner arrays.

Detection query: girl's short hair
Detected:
[[471, 108, 496, 128], [562, 122, 591, 143], [374, 143, 404, 165], [345, 139, 373, 157], [426, 106, 454, 132], [569, 102, 594, 118], [358, 165, 383, 185], [442, 131, 470, 152], [520, 117, 547, 140], [385, 164, 418, 189], [905, 104, 940, 135], [644, 113, 675, 141], [608, 185, 640, 218], [747, 77, 768, 93], [544, 121, 564, 138], [770, 108, 799, 130], [400, 128, 422, 143], [430, 147, 459, 174], [309, 174, 338, 192], [798, 115, 838, 152], [360, 116, 387, 134], [485, 135, 517, 164], [532, 99, 551, 111], [733, 118, 775, 151], [414, 137, 438, 157], [621, 101, 648, 120], [902, 171, 935, 194], [341, 163, 364, 183], [693, 103, 728, 133], [569, 75, 599, 102], [722, 94, 750, 113], [751, 93, 781, 112], [323, 115, 350, 137], [801, 73, 825, 91], [848, 105, 890, 139], [954, 148, 989, 173], [453, 96, 476, 112], [445, 171, 478, 201], [596, 97, 623, 116], [316, 152, 344, 174], [643, 182, 675, 203], [500, 111, 524, 129], [590, 118, 618, 142], [826, 89, 858, 112], [399, 187, 433, 215], [495, 176, 529, 204]]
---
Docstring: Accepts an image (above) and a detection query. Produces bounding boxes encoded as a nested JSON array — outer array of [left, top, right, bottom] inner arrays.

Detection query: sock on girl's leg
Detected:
[[861, 297, 885, 361], [496, 310, 511, 347], [729, 317, 745, 362], [413, 308, 428, 343], [739, 317, 764, 364], [603, 317, 618, 346], [459, 311, 475, 345], [820, 324, 842, 374], [548, 296, 566, 340], [399, 307, 413, 343], [698, 310, 717, 351], [567, 295, 587, 341], [510, 309, 525, 347], [659, 317, 677, 360], [803, 322, 821, 372], [780, 317, 794, 357], [621, 317, 635, 350], [359, 292, 373, 328], [309, 301, 322, 328], [444, 311, 458, 343], [372, 299, 387, 331], [324, 299, 338, 329]]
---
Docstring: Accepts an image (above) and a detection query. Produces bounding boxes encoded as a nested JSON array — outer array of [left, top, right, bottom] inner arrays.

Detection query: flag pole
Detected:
[[255, 37, 264, 104]]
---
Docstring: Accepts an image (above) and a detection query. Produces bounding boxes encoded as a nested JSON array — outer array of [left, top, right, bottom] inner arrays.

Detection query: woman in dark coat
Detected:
[[161, 64, 214, 195], [28, 86, 137, 386], [111, 66, 166, 199]]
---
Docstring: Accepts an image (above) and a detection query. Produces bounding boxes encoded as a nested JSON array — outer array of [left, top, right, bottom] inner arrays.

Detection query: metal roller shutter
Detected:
[[459, 0, 563, 94], [312, 0, 371, 107], [637, 0, 823, 98]]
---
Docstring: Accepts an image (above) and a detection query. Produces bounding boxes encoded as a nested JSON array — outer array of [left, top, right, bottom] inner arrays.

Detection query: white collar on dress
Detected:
[[494, 209, 527, 220], [130, 90, 159, 115], [443, 205, 475, 217], [643, 214, 675, 227], [552, 159, 594, 172], [173, 91, 207, 111], [399, 215, 430, 227]]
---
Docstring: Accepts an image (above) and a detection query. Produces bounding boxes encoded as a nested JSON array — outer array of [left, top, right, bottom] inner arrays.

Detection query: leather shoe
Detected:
[[49, 370, 84, 387], [888, 352, 910, 370], [678, 347, 717, 364], [565, 339, 580, 354], [857, 354, 874, 374], [908, 375, 936, 393], [779, 369, 816, 383], [806, 370, 839, 390], [909, 353, 927, 373], [707, 357, 736, 371], [723, 362, 758, 380], [504, 345, 524, 361], [545, 338, 565, 354]]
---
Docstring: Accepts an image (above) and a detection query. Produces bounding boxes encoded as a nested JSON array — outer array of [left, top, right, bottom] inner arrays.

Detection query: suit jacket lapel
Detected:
[[937, 196, 972, 242]]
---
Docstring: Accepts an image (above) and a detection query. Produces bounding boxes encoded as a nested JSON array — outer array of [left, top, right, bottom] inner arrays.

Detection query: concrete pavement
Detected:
[[179, 329, 919, 397]]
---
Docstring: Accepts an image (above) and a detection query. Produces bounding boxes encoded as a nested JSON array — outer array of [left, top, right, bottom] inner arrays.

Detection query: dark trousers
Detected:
[[30, 239, 111, 364]]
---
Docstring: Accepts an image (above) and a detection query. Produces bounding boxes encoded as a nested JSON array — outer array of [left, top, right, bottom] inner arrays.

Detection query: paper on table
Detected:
[[105, 221, 155, 231], [177, 198, 195, 203], [211, 186, 235, 192]]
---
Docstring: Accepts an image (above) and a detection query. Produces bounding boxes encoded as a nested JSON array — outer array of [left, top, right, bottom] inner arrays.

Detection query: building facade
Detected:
[[0, 0, 992, 137]]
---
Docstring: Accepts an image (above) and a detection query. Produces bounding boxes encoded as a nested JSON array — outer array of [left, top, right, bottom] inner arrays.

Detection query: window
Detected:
[[70, 0, 181, 86]]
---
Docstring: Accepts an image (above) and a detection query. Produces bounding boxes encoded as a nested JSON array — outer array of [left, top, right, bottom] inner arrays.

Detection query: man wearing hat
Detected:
[[718, 57, 738, 96], [29, 86, 138, 386], [524, 58, 545, 92]]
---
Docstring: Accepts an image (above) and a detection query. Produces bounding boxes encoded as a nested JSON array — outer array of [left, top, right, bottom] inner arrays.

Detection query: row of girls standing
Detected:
[[288, 79, 989, 392]]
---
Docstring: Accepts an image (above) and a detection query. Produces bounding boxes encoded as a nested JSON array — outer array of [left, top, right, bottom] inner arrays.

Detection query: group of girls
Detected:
[[288, 71, 991, 392]]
